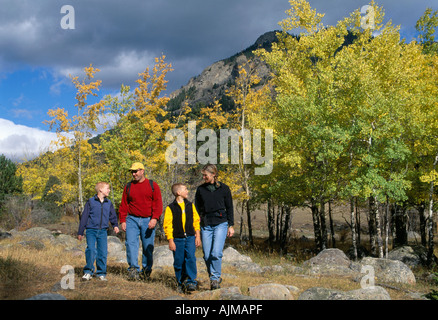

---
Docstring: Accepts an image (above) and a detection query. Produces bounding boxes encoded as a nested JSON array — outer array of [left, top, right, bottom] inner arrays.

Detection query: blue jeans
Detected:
[[173, 236, 197, 285], [201, 222, 228, 281], [125, 215, 155, 272], [84, 228, 108, 276]]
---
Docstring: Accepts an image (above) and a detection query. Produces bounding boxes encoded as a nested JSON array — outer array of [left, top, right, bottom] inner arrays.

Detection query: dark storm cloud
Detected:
[[0, 0, 289, 92], [1, 0, 436, 161], [0, 0, 436, 93]]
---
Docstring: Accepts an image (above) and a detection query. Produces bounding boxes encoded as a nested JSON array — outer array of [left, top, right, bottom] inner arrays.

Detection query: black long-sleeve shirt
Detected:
[[195, 182, 234, 227]]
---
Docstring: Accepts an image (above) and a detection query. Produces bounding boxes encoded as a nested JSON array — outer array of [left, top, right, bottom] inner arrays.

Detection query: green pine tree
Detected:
[[0, 154, 23, 205]]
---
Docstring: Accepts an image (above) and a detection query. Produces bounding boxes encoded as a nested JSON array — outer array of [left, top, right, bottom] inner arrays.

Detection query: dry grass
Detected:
[[1, 240, 71, 299], [1, 205, 437, 300], [0, 236, 434, 300], [0, 239, 179, 300]]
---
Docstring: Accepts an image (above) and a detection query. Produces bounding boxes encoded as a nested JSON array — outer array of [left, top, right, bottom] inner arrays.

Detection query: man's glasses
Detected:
[[130, 169, 141, 173]]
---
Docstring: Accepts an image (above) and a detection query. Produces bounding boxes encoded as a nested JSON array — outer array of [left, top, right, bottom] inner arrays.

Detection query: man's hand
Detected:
[[121, 222, 126, 232], [148, 218, 157, 229]]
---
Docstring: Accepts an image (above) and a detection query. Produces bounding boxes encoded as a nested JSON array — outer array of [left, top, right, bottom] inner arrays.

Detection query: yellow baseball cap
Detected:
[[129, 162, 144, 171]]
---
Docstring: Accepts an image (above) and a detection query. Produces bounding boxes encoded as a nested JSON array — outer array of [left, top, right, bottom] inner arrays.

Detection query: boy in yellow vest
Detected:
[[163, 183, 201, 292]]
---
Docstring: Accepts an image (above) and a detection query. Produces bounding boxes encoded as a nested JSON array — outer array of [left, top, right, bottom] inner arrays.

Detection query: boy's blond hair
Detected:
[[171, 183, 185, 197], [95, 182, 109, 193]]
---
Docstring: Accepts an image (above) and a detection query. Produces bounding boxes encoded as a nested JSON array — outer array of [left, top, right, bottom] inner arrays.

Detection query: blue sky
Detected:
[[0, 0, 437, 161]]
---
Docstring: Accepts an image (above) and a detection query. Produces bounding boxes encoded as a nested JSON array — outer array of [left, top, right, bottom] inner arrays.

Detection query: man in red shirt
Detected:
[[119, 162, 163, 280]]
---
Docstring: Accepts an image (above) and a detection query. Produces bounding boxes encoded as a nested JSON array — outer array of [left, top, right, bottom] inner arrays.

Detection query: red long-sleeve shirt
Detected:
[[119, 179, 163, 223]]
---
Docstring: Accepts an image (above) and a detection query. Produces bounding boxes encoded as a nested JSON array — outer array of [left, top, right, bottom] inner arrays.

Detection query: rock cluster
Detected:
[[0, 227, 426, 300], [298, 286, 391, 300], [302, 248, 417, 285], [0, 227, 85, 252]]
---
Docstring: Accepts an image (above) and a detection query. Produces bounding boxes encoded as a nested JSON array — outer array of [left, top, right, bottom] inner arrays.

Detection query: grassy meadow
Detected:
[[1, 205, 438, 301]]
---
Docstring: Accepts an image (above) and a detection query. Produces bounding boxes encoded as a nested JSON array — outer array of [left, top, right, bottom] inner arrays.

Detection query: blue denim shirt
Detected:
[[77, 195, 118, 236]]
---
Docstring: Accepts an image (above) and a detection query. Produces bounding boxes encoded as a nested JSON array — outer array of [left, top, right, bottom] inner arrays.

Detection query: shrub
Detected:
[[425, 272, 438, 300], [0, 154, 23, 206], [0, 194, 63, 230]]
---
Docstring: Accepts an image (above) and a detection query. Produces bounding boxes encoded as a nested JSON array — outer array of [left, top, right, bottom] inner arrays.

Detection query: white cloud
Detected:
[[0, 118, 58, 162], [55, 50, 158, 89], [0, 115, 117, 162]]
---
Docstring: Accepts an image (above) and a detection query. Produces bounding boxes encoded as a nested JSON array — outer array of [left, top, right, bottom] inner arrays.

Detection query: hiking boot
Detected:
[[210, 278, 222, 290], [82, 273, 92, 281], [185, 282, 198, 292], [176, 284, 184, 294], [127, 269, 140, 281], [140, 269, 152, 281]]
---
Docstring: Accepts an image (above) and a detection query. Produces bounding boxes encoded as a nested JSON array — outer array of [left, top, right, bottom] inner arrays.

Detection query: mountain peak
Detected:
[[168, 31, 278, 112], [253, 30, 280, 49]]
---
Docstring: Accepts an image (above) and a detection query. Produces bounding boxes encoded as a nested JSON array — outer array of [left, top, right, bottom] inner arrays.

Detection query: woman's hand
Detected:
[[227, 226, 234, 238]]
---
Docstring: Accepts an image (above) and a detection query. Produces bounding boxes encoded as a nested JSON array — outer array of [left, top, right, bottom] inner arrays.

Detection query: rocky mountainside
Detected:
[[165, 29, 363, 115], [167, 31, 280, 113]]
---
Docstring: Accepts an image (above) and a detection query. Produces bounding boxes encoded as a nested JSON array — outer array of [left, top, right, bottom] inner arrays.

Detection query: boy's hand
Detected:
[[168, 239, 176, 251], [195, 231, 201, 248], [78, 235, 83, 241], [114, 227, 120, 234], [195, 236, 201, 248]]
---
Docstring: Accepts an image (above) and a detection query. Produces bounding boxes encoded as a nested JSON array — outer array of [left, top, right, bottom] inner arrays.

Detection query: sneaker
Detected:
[[82, 273, 92, 281], [210, 278, 222, 290], [97, 275, 108, 281]]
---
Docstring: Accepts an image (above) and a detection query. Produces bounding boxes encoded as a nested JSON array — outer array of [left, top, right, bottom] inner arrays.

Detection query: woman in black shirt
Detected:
[[195, 164, 234, 290]]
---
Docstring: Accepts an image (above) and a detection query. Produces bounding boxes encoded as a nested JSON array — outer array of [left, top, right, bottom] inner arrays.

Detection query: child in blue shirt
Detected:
[[78, 182, 119, 281]]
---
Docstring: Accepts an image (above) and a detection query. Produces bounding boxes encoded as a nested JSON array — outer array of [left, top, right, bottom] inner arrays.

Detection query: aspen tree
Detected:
[[256, 0, 432, 254], [45, 65, 105, 213], [225, 62, 272, 246], [99, 56, 176, 209]]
